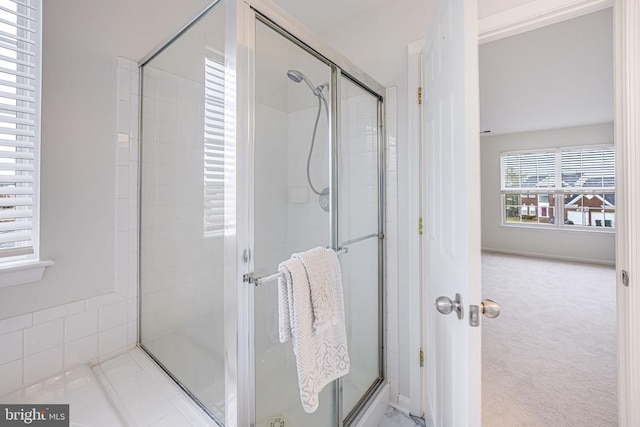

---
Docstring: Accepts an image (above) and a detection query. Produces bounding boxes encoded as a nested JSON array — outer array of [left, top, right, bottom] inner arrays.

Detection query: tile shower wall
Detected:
[[0, 58, 140, 396], [385, 87, 399, 404], [139, 64, 225, 348]]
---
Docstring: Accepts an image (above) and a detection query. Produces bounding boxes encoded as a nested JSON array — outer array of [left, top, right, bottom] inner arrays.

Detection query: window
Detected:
[[203, 54, 224, 237], [0, 0, 41, 260], [501, 146, 615, 229]]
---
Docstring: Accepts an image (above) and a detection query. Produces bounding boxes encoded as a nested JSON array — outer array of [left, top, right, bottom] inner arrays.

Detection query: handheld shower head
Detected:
[[286, 69, 304, 83], [287, 69, 327, 96]]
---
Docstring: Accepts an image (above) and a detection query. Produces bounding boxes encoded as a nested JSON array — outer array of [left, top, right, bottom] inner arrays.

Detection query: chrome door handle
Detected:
[[435, 293, 464, 319], [481, 299, 500, 318]]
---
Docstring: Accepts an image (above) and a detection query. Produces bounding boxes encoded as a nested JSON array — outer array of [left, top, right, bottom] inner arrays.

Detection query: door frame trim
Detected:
[[613, 0, 640, 425], [478, 0, 613, 44], [407, 0, 638, 424]]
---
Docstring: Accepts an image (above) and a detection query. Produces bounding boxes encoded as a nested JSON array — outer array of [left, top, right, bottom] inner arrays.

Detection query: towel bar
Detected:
[[243, 247, 348, 287]]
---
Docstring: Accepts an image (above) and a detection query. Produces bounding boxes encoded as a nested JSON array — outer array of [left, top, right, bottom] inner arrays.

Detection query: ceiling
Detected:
[[479, 8, 613, 136], [267, 1, 613, 137], [272, 0, 389, 33]]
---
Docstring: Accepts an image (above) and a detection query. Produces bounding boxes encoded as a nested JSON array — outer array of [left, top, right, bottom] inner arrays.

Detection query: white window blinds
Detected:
[[501, 151, 555, 191], [0, 0, 40, 259], [501, 146, 615, 193], [204, 55, 224, 236], [561, 147, 615, 190]]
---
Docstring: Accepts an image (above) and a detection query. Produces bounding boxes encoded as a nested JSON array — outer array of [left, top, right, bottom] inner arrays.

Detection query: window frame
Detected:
[[500, 144, 615, 232], [0, 0, 52, 288]]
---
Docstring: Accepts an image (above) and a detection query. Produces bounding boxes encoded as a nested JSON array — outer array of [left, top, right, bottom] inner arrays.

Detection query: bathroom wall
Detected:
[[481, 122, 616, 265], [0, 0, 211, 318], [0, 0, 213, 395], [0, 59, 140, 395]]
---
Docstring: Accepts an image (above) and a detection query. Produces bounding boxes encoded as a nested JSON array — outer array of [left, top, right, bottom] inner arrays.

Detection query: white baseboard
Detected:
[[354, 384, 390, 427], [482, 247, 616, 266]]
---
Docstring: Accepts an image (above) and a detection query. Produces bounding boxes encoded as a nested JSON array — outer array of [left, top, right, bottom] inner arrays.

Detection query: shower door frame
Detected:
[[136, 0, 388, 425], [240, 1, 387, 425]]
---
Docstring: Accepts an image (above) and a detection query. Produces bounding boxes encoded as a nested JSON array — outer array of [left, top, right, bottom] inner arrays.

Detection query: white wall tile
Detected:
[[24, 319, 63, 356], [117, 134, 130, 167], [117, 200, 129, 232], [130, 139, 139, 163], [0, 359, 22, 395], [0, 330, 22, 365], [117, 232, 129, 266], [32, 301, 85, 325], [116, 166, 129, 199], [99, 324, 128, 356], [117, 100, 131, 135], [116, 261, 129, 281], [0, 314, 31, 335], [99, 301, 128, 332], [64, 334, 98, 369], [118, 67, 131, 101], [23, 346, 63, 385], [387, 350, 399, 381], [86, 293, 126, 311], [117, 57, 132, 71], [127, 321, 137, 347], [64, 309, 98, 342]]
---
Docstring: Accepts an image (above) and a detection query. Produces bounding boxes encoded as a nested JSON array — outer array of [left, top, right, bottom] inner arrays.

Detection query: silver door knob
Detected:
[[481, 299, 500, 318], [435, 293, 464, 319]]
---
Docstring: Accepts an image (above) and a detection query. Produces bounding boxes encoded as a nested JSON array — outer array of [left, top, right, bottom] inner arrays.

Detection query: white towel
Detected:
[[277, 249, 350, 413], [293, 246, 342, 333]]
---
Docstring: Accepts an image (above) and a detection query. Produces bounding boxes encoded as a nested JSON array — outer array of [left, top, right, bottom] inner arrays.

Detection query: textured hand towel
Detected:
[[277, 250, 350, 413], [293, 246, 342, 333]]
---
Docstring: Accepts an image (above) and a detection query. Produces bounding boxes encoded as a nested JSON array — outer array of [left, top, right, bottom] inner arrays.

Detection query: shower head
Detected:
[[287, 69, 327, 97], [287, 69, 305, 83]]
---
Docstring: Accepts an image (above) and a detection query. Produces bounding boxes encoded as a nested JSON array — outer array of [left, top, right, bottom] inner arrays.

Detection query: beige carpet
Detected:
[[482, 253, 618, 427]]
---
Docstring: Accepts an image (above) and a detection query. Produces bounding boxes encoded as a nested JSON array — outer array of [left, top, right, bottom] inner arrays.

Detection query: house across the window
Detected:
[[501, 146, 615, 229]]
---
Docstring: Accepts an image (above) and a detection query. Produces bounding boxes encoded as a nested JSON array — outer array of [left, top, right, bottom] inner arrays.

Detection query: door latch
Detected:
[[469, 299, 501, 327]]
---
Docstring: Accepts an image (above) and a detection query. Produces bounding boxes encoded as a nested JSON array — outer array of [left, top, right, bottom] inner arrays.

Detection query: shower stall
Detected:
[[138, 1, 385, 426]]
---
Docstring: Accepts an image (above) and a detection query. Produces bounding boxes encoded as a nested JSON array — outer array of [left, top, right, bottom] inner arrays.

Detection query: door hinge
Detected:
[[419, 348, 424, 367], [418, 217, 424, 235], [418, 87, 423, 105], [622, 269, 630, 287]]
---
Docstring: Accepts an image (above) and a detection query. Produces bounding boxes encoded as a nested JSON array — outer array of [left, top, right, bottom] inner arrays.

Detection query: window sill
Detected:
[[0, 260, 54, 289], [500, 223, 616, 234]]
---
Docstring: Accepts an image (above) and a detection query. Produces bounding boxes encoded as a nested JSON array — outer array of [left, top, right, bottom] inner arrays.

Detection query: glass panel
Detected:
[[339, 78, 379, 242], [254, 20, 333, 426], [504, 193, 555, 225], [341, 237, 380, 416], [565, 193, 616, 228], [139, 2, 226, 423], [339, 75, 381, 417]]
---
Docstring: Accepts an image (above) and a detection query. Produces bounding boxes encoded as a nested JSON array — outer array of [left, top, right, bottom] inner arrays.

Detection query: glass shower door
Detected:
[[253, 19, 335, 427], [339, 75, 383, 421]]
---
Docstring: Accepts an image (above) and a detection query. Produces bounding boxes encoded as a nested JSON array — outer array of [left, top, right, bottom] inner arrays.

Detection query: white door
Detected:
[[422, 0, 482, 426]]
